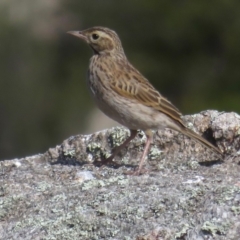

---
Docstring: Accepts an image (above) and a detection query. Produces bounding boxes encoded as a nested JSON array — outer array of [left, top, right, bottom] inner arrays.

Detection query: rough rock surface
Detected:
[[0, 110, 240, 240]]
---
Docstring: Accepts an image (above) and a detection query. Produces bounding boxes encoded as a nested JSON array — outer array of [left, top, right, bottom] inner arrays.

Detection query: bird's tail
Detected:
[[179, 127, 223, 156]]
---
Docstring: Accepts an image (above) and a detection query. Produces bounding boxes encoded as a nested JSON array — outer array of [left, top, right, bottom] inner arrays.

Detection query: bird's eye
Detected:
[[92, 33, 99, 40]]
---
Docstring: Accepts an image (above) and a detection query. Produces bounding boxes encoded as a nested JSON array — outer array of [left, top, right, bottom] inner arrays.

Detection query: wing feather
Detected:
[[109, 66, 184, 126]]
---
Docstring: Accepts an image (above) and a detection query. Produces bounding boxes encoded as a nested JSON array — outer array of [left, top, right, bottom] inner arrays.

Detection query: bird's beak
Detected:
[[67, 31, 88, 42]]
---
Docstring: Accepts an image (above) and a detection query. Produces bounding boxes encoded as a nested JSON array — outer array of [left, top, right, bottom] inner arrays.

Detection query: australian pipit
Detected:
[[68, 27, 222, 175]]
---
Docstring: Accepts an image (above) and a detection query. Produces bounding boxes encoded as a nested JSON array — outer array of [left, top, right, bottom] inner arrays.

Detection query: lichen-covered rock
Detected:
[[0, 111, 239, 239]]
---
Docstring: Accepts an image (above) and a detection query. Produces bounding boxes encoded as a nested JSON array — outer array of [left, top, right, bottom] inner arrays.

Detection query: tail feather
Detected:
[[179, 127, 223, 156]]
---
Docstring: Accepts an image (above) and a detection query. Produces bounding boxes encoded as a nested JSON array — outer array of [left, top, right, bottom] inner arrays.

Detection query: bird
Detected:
[[67, 26, 223, 175]]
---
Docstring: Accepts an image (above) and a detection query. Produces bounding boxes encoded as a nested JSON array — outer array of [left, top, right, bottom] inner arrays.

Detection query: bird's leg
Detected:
[[132, 130, 153, 175], [101, 129, 138, 165]]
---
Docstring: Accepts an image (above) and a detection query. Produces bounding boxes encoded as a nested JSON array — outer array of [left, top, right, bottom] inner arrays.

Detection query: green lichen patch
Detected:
[[148, 146, 163, 160], [175, 223, 191, 239], [86, 142, 109, 161], [107, 127, 129, 148], [63, 148, 76, 158], [201, 221, 226, 236], [231, 206, 240, 215], [81, 175, 128, 191]]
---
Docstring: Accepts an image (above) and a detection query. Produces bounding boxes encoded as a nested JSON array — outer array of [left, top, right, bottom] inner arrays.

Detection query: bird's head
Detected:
[[67, 27, 125, 55]]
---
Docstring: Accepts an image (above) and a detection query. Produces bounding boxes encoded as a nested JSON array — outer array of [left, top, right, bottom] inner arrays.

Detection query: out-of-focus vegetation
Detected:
[[0, 0, 240, 160]]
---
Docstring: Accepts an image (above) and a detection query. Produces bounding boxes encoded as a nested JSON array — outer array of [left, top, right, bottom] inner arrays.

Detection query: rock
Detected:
[[0, 110, 239, 239]]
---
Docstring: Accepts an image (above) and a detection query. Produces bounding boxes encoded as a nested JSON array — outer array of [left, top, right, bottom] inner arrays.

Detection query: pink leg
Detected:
[[132, 130, 153, 175], [101, 129, 138, 164]]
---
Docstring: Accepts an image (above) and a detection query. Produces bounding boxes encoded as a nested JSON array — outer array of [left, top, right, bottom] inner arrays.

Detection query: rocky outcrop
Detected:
[[1, 111, 240, 239]]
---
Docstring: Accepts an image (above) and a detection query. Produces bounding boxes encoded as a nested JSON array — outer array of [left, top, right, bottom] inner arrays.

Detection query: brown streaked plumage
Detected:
[[67, 26, 223, 175]]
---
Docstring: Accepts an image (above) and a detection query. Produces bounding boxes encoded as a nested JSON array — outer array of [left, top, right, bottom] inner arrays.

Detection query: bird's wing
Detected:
[[110, 69, 185, 126]]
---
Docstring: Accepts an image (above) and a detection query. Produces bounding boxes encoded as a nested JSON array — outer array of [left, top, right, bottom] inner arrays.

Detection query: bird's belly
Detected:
[[112, 100, 172, 131], [90, 87, 172, 131]]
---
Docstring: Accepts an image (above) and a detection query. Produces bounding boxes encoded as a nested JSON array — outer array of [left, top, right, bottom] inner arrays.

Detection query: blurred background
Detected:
[[1, 0, 240, 160]]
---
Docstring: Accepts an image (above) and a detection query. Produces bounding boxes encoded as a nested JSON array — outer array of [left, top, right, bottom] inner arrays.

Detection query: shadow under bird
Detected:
[[67, 26, 223, 175]]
